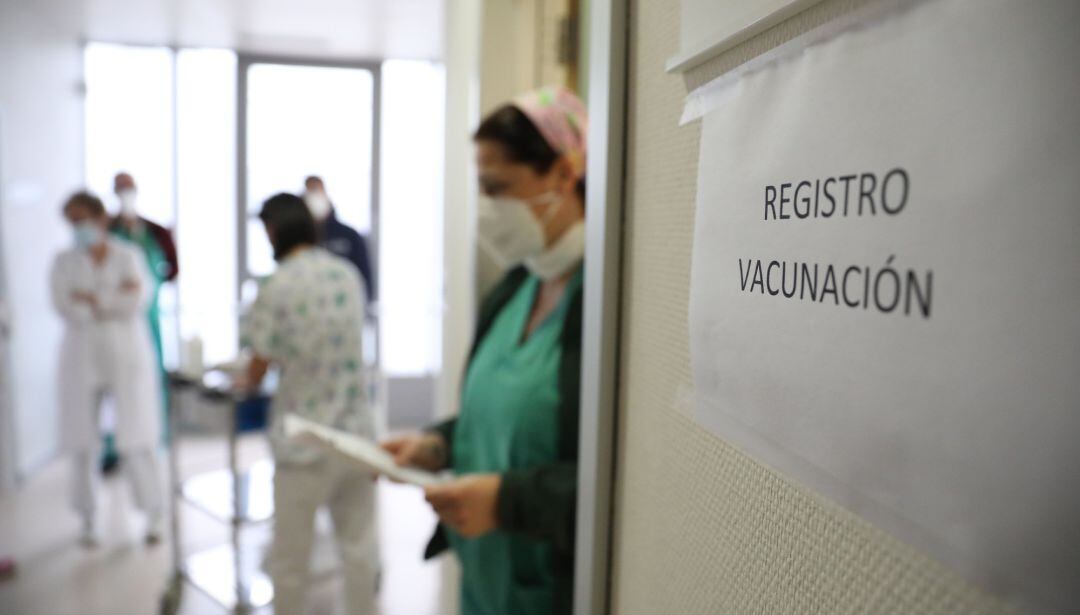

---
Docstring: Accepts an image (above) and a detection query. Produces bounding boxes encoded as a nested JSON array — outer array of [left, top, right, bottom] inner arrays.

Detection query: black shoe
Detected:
[[101, 453, 121, 475]]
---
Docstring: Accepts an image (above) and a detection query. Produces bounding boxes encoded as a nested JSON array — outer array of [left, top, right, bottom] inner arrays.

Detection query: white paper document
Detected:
[[283, 414, 447, 487], [687, 0, 1079, 611]]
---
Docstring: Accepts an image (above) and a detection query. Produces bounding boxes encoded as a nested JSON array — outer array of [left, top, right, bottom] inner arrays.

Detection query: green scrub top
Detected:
[[448, 269, 583, 615]]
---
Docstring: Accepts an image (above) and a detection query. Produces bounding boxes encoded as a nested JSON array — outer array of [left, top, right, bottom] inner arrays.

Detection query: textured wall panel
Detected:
[[610, 0, 1014, 612]]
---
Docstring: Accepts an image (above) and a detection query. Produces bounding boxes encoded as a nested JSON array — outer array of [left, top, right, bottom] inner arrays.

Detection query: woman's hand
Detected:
[[380, 432, 448, 472], [424, 474, 501, 538]]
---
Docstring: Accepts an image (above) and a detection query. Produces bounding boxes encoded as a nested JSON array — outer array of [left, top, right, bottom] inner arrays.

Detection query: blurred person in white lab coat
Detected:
[[237, 192, 379, 615], [50, 191, 164, 547]]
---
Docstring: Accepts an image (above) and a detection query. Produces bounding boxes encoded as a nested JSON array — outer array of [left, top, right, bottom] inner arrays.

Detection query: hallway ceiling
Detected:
[[39, 0, 445, 60]]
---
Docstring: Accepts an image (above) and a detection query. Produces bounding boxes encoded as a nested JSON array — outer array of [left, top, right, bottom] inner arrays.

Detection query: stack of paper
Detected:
[[283, 414, 447, 487]]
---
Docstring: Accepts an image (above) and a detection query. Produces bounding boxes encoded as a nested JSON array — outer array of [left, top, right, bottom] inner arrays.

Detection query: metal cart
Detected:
[[159, 371, 275, 614], [159, 371, 348, 615]]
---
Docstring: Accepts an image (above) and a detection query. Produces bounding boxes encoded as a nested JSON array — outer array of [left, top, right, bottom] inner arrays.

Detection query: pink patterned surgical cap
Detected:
[[512, 86, 588, 179]]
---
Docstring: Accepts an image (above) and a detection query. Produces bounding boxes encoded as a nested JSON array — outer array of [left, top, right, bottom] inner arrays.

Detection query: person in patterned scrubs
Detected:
[[238, 192, 378, 615]]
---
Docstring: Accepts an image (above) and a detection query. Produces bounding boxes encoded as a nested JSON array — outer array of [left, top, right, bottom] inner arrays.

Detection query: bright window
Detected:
[[84, 43, 179, 366], [84, 43, 175, 225], [85, 44, 239, 367], [176, 49, 238, 367], [380, 60, 445, 376], [245, 63, 375, 278]]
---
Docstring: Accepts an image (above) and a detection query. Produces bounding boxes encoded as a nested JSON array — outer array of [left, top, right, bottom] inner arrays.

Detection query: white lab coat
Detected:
[[51, 237, 162, 453]]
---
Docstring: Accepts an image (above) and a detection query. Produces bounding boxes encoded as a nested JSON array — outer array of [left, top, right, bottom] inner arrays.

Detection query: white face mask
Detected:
[[117, 188, 138, 218], [304, 191, 332, 220], [477, 192, 561, 268], [73, 222, 104, 250], [525, 220, 586, 280]]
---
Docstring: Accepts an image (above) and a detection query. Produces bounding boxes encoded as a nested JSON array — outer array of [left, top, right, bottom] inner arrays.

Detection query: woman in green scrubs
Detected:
[[383, 87, 588, 615]]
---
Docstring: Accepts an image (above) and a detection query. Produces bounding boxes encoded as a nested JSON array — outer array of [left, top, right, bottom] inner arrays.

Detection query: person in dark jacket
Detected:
[[382, 86, 587, 615], [302, 176, 376, 303]]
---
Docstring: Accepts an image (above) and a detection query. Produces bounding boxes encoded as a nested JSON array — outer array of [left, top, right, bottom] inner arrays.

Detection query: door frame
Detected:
[[574, 0, 629, 613], [235, 53, 383, 301]]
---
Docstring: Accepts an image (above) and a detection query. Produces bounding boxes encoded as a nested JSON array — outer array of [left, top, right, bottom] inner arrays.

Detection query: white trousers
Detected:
[[266, 457, 380, 615], [71, 448, 162, 523]]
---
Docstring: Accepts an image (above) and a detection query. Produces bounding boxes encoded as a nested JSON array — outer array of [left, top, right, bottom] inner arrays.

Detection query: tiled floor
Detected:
[[0, 434, 452, 614]]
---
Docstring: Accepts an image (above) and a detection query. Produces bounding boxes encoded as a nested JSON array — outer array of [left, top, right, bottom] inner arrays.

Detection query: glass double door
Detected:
[[241, 59, 378, 283], [241, 59, 380, 366]]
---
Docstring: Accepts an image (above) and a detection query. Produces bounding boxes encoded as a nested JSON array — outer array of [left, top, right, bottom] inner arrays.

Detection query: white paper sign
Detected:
[[689, 1, 1080, 611]]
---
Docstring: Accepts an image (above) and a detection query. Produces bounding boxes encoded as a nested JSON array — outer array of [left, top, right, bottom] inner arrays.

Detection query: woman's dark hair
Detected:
[[474, 105, 586, 200], [63, 191, 107, 218], [259, 192, 317, 261]]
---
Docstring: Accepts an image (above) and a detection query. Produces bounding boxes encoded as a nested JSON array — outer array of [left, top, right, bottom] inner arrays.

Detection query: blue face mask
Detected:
[[73, 222, 103, 250]]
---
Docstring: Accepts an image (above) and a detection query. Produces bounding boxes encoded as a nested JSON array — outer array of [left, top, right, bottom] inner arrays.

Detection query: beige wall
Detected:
[[479, 0, 571, 110], [610, 0, 1015, 612], [480, 0, 540, 116], [476, 0, 575, 295]]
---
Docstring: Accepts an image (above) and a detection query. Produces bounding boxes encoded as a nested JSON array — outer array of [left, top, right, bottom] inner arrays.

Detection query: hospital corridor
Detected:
[[1, 1, 1078, 614]]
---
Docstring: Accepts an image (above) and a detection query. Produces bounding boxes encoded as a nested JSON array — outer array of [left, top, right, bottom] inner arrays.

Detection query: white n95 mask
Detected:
[[525, 220, 585, 280], [477, 192, 561, 268], [117, 188, 138, 218], [304, 191, 332, 220]]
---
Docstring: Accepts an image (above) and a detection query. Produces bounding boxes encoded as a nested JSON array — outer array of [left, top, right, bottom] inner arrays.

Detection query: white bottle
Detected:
[[181, 335, 204, 378]]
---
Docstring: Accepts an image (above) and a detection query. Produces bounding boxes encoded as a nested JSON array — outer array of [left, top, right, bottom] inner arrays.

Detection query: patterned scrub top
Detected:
[[240, 247, 372, 465]]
